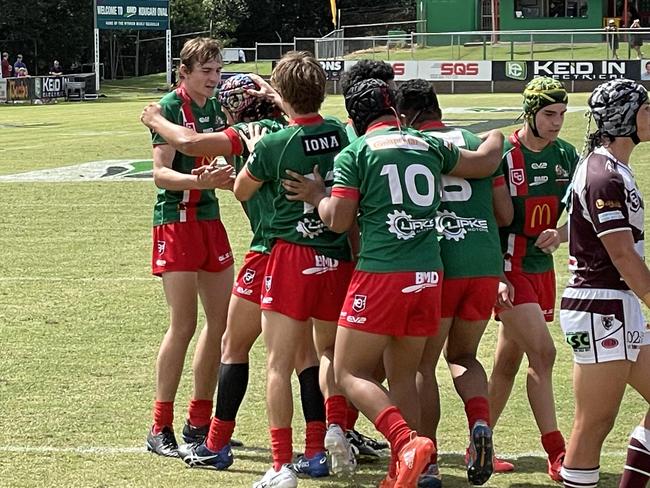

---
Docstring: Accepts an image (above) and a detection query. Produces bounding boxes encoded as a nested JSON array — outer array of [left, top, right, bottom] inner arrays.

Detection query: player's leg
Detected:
[[416, 317, 452, 477], [313, 319, 356, 475], [498, 303, 565, 478], [292, 322, 329, 478], [257, 310, 307, 485], [560, 361, 629, 488], [148, 271, 198, 456], [620, 346, 650, 488], [188, 266, 233, 430], [445, 317, 493, 485], [488, 321, 524, 428]]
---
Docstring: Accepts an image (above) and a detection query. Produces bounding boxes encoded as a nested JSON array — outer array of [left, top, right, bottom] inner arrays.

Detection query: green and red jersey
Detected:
[[245, 115, 351, 260], [332, 121, 460, 273], [222, 117, 287, 254], [151, 86, 227, 226], [500, 131, 578, 273], [421, 121, 503, 279]]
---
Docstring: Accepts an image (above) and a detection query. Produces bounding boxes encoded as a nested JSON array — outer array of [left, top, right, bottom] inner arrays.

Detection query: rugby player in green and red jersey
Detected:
[[283, 78, 504, 488], [233, 52, 356, 488], [141, 74, 332, 477], [146, 37, 236, 457], [395, 79, 513, 487], [488, 77, 579, 481]]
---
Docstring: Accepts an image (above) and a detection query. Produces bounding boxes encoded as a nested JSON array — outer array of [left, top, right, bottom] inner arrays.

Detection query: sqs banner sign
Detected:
[[494, 60, 640, 81]]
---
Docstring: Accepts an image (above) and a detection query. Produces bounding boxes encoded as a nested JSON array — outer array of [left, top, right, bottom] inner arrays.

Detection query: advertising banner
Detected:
[[7, 78, 33, 102], [318, 60, 344, 81], [96, 0, 169, 30], [418, 61, 492, 81], [494, 60, 640, 81], [345, 60, 418, 81], [0, 79, 6, 102]]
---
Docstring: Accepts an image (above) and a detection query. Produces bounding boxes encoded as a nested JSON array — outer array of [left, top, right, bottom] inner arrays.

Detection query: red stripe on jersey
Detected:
[[492, 175, 506, 188], [223, 127, 243, 156], [290, 115, 324, 126], [331, 186, 360, 201], [367, 120, 399, 132], [418, 121, 446, 130], [245, 167, 262, 182], [177, 85, 205, 222], [506, 132, 528, 197], [508, 234, 529, 272]]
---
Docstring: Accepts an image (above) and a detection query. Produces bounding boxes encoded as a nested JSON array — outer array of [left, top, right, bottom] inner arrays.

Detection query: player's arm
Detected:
[[141, 102, 235, 157], [492, 175, 513, 227], [535, 223, 567, 254], [282, 166, 358, 233], [233, 168, 263, 201], [448, 130, 504, 178], [153, 144, 233, 191], [601, 231, 650, 307], [233, 124, 270, 201]]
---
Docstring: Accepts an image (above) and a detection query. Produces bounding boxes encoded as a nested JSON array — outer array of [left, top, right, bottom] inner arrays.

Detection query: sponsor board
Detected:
[[96, 0, 169, 30], [495, 60, 639, 81], [418, 61, 492, 81], [0, 79, 6, 102], [641, 59, 650, 80], [7, 78, 33, 101], [344, 60, 418, 81], [318, 60, 344, 81]]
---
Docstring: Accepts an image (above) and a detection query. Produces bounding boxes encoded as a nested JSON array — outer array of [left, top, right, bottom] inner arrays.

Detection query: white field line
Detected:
[[0, 445, 629, 458], [0, 277, 155, 282]]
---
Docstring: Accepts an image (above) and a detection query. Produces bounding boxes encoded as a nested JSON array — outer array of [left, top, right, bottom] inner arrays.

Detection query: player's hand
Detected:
[[246, 74, 283, 108], [238, 123, 268, 154], [140, 102, 162, 129], [496, 279, 514, 309], [282, 165, 327, 208], [535, 228, 561, 254], [196, 163, 235, 190]]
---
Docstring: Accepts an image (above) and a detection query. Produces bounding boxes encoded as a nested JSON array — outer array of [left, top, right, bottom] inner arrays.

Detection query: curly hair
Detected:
[[340, 59, 395, 95]]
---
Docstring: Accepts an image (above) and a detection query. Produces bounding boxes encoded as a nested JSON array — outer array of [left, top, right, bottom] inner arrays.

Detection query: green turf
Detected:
[[0, 80, 647, 487]]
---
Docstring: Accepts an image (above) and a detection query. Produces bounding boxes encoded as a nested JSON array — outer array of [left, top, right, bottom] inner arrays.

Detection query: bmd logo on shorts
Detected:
[[302, 255, 339, 275], [401, 272, 439, 294]]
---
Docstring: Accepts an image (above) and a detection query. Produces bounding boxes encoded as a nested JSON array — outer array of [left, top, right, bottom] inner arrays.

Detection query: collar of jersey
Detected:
[[367, 120, 400, 132], [289, 114, 324, 126], [418, 121, 446, 130], [594, 146, 634, 175]]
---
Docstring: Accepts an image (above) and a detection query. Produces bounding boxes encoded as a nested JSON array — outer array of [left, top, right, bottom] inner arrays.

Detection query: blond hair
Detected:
[[271, 51, 326, 114], [180, 37, 222, 72]]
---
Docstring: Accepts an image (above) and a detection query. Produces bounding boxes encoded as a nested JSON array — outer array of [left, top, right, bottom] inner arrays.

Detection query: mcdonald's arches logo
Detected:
[[524, 197, 558, 237]]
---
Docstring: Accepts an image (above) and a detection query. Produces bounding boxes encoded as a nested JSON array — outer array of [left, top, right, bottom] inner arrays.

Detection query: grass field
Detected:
[[0, 80, 648, 488]]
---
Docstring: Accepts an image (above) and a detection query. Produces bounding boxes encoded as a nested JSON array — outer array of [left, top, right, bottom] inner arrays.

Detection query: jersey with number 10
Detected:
[[333, 122, 459, 273], [245, 115, 351, 260], [422, 123, 503, 279], [500, 131, 578, 273]]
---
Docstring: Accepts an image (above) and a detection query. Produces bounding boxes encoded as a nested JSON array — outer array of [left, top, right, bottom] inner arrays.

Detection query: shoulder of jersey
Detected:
[[159, 89, 181, 107], [323, 115, 346, 127]]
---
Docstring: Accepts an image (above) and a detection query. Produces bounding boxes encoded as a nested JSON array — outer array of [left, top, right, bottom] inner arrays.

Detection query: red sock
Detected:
[[206, 417, 235, 452], [325, 395, 347, 428], [429, 438, 438, 465], [374, 406, 412, 457], [465, 396, 490, 432], [187, 399, 213, 428], [153, 401, 174, 433], [345, 403, 359, 431], [541, 430, 566, 461], [304, 421, 326, 458], [271, 427, 293, 471]]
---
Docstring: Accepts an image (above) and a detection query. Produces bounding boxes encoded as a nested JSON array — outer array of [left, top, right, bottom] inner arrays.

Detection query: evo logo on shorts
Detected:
[[401, 271, 439, 294], [566, 331, 590, 352], [302, 255, 339, 275], [340, 311, 367, 325], [236, 286, 253, 296]]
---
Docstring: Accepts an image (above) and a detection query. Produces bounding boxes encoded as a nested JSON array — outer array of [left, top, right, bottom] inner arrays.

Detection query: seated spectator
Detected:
[[2, 52, 12, 78], [49, 60, 63, 76]]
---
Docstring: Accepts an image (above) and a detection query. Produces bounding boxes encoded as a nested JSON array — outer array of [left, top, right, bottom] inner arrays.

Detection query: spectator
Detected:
[[13, 54, 26, 73], [605, 19, 619, 59], [1, 52, 12, 78], [16, 67, 29, 77], [49, 60, 63, 76], [238, 48, 246, 63], [630, 19, 644, 59]]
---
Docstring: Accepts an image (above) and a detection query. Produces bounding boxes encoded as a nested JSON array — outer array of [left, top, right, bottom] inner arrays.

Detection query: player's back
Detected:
[[246, 115, 350, 259], [334, 123, 458, 273]]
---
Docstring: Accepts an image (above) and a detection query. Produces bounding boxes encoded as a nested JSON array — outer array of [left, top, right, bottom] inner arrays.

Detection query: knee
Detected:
[[168, 321, 197, 344], [528, 344, 556, 372], [493, 351, 523, 378], [574, 411, 616, 440]]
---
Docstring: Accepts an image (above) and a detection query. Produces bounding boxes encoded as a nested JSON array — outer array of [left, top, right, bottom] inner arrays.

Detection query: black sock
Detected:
[[298, 366, 325, 423], [215, 362, 249, 421]]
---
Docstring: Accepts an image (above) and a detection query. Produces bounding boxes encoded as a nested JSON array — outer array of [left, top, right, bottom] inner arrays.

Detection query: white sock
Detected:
[[560, 466, 599, 488]]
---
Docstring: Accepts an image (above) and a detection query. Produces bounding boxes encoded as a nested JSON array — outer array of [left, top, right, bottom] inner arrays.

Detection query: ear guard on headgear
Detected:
[[345, 78, 396, 135], [522, 76, 568, 137]]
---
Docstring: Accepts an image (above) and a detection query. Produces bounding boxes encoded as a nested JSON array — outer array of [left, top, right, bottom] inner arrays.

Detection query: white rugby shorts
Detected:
[[560, 287, 650, 364]]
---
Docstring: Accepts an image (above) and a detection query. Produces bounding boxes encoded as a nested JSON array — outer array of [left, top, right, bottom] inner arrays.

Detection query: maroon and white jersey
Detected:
[[567, 147, 644, 289]]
